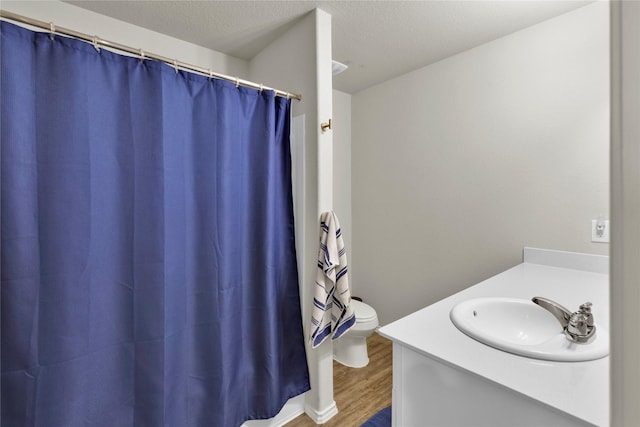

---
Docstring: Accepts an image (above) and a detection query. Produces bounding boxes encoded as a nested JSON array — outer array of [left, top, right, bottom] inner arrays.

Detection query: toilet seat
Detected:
[[351, 299, 377, 323]]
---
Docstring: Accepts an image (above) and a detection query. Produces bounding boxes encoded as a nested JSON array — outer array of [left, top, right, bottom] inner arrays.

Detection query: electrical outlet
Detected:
[[591, 219, 610, 243]]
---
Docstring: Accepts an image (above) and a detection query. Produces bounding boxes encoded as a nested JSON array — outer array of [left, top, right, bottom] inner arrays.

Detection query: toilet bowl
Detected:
[[333, 299, 379, 368]]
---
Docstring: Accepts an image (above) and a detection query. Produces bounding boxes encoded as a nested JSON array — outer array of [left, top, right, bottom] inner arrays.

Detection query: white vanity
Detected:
[[378, 248, 609, 427]]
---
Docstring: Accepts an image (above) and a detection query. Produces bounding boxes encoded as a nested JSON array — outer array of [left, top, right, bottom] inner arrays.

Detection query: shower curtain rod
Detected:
[[0, 10, 302, 101]]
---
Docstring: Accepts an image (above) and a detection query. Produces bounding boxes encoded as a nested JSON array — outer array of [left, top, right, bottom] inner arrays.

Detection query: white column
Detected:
[[250, 8, 337, 423]]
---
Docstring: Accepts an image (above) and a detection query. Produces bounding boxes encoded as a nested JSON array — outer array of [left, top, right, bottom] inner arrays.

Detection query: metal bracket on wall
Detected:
[[321, 119, 332, 133]]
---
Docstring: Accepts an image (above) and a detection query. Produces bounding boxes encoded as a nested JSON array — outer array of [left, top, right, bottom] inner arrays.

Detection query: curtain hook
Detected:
[[49, 22, 56, 40], [259, 83, 263, 93], [173, 59, 179, 74], [139, 49, 145, 63], [235, 77, 240, 88], [208, 69, 213, 80], [92, 35, 101, 53]]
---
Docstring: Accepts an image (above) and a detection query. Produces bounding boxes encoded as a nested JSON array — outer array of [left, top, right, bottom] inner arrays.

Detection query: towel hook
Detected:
[[321, 119, 332, 133]]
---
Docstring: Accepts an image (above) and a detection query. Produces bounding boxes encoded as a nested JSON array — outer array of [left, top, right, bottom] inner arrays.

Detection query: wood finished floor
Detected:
[[285, 333, 392, 427]]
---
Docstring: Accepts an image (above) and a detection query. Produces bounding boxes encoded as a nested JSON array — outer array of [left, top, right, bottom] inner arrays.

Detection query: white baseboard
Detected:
[[304, 400, 338, 424], [242, 393, 307, 427]]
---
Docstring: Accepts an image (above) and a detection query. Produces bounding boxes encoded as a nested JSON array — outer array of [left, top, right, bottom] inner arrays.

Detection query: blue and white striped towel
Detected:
[[310, 211, 356, 348]]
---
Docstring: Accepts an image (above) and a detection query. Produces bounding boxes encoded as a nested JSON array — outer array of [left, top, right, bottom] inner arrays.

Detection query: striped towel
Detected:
[[310, 211, 356, 348]]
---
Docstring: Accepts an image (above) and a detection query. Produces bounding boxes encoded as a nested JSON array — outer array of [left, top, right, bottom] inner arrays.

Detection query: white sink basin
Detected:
[[449, 297, 609, 362]]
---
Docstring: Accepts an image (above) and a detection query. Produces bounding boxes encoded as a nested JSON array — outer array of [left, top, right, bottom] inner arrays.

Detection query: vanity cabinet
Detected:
[[392, 343, 591, 426], [378, 248, 608, 427]]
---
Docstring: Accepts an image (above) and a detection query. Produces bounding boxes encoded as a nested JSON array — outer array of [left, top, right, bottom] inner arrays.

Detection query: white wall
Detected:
[[352, 2, 610, 326], [332, 90, 353, 290], [1, 1, 249, 77]]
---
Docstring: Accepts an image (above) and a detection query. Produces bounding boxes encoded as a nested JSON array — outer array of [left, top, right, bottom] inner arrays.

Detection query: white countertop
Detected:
[[378, 248, 609, 427]]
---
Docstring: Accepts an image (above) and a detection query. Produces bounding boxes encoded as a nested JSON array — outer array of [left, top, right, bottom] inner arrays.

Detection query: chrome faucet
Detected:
[[532, 297, 596, 344]]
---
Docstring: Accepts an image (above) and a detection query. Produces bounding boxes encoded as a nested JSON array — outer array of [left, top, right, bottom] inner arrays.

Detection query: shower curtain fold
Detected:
[[0, 21, 310, 427]]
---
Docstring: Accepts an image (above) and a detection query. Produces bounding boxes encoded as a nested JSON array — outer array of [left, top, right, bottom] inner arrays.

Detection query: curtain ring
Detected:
[[92, 35, 101, 53], [173, 59, 179, 74], [139, 49, 145, 63], [49, 22, 56, 40]]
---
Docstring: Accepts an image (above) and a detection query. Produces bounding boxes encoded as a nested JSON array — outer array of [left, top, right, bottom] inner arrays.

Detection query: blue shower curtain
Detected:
[[1, 21, 309, 427]]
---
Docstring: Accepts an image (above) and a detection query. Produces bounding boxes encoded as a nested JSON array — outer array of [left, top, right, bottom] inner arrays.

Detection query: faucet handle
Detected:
[[566, 302, 596, 342], [578, 302, 594, 327], [579, 302, 593, 312]]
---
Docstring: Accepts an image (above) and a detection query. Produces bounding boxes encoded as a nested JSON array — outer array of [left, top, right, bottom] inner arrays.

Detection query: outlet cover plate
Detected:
[[591, 219, 610, 243]]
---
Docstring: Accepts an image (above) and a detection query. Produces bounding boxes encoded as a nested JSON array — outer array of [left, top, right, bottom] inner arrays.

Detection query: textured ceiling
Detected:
[[65, 1, 593, 94]]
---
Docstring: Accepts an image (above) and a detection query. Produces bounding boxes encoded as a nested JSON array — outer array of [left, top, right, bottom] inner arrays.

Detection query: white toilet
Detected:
[[333, 299, 379, 368]]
